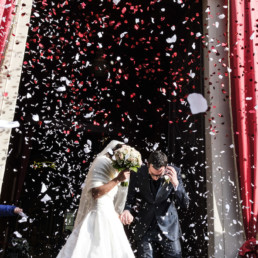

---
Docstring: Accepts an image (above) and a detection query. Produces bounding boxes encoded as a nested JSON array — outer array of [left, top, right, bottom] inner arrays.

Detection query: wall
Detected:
[[203, 0, 244, 257], [0, 0, 32, 193]]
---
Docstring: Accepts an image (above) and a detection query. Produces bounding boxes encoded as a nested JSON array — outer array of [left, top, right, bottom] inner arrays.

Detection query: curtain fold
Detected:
[[229, 0, 258, 256], [0, 0, 15, 62]]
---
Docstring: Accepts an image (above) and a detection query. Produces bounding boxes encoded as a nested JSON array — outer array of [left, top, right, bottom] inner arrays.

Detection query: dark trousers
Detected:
[[137, 227, 182, 258]]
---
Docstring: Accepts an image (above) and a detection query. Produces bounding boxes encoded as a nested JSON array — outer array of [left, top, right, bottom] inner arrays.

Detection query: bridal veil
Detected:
[[74, 140, 128, 228]]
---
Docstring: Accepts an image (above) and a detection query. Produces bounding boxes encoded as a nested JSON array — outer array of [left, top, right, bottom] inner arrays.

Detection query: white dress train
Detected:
[[57, 153, 134, 258]]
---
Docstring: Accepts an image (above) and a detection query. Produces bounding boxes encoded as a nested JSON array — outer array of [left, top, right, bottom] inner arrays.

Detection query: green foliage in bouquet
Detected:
[[112, 163, 140, 173]]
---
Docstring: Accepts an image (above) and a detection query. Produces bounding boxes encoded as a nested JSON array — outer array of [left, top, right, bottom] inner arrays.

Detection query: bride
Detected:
[[57, 140, 135, 258]]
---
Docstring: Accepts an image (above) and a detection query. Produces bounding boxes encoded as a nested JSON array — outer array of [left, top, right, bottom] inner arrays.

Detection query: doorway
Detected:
[[1, 0, 207, 257]]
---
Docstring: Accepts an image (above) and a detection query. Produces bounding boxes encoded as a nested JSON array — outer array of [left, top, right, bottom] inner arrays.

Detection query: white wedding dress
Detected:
[[57, 141, 134, 258]]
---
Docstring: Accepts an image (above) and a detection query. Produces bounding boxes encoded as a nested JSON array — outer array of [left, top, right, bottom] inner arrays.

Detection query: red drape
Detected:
[[229, 0, 258, 256], [0, 0, 15, 62]]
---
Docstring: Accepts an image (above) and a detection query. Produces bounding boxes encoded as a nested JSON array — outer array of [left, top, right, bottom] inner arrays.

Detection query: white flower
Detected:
[[112, 146, 142, 177], [164, 175, 170, 184]]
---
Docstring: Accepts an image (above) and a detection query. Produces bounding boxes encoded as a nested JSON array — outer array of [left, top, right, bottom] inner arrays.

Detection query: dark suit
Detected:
[[124, 165, 189, 257]]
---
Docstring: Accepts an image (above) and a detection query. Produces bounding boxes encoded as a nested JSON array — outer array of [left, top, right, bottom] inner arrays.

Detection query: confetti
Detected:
[[6, 1, 211, 256], [0, 120, 20, 128], [187, 93, 208, 115]]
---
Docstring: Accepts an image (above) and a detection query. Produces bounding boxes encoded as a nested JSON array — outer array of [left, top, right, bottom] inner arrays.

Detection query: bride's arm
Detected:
[[92, 169, 130, 199]]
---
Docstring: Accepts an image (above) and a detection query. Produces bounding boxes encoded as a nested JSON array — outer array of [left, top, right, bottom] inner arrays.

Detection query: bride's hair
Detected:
[[105, 143, 124, 158], [112, 143, 123, 151]]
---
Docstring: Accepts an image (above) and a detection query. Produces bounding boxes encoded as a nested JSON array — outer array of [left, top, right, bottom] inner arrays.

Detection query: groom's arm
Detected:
[[124, 170, 138, 214], [120, 171, 138, 225], [173, 167, 190, 210]]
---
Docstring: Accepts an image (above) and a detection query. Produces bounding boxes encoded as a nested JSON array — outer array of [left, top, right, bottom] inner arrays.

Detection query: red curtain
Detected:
[[229, 0, 258, 256], [0, 0, 15, 62]]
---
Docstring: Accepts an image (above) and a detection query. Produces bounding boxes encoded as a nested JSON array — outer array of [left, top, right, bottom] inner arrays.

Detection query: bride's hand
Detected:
[[116, 169, 130, 182]]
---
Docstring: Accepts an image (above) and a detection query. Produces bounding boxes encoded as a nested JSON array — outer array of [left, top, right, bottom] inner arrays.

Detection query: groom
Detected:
[[120, 150, 189, 258]]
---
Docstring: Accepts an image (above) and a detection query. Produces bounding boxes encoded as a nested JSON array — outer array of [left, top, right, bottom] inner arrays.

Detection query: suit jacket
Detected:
[[124, 165, 189, 241], [0, 205, 16, 217]]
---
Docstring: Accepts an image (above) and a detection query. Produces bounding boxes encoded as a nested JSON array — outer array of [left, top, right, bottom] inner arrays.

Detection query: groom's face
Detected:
[[148, 164, 165, 181]]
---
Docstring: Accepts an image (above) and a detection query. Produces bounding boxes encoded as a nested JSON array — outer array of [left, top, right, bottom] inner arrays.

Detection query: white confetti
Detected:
[[41, 183, 48, 193], [113, 0, 120, 5], [189, 70, 196, 78], [187, 93, 208, 115], [41, 194, 51, 203], [166, 35, 177, 44], [84, 112, 94, 119], [153, 143, 159, 150], [18, 213, 28, 223], [250, 32, 255, 40], [32, 114, 39, 121], [19, 212, 28, 219], [192, 42, 196, 49], [0, 120, 20, 128], [84, 145, 91, 153], [60, 76, 71, 86], [13, 231, 22, 238], [75, 53, 80, 60], [120, 32, 128, 38], [56, 86, 66, 92]]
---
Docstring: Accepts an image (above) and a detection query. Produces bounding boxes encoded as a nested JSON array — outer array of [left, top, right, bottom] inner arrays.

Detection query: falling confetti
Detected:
[[0, 120, 20, 128], [4, 0, 210, 257], [187, 93, 208, 115]]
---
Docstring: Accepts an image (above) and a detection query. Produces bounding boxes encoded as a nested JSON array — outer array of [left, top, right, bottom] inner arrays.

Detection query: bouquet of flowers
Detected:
[[112, 145, 142, 186]]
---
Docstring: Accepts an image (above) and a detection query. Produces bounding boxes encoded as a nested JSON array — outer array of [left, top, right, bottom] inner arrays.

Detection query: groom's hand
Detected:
[[120, 210, 134, 225], [165, 166, 179, 188]]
